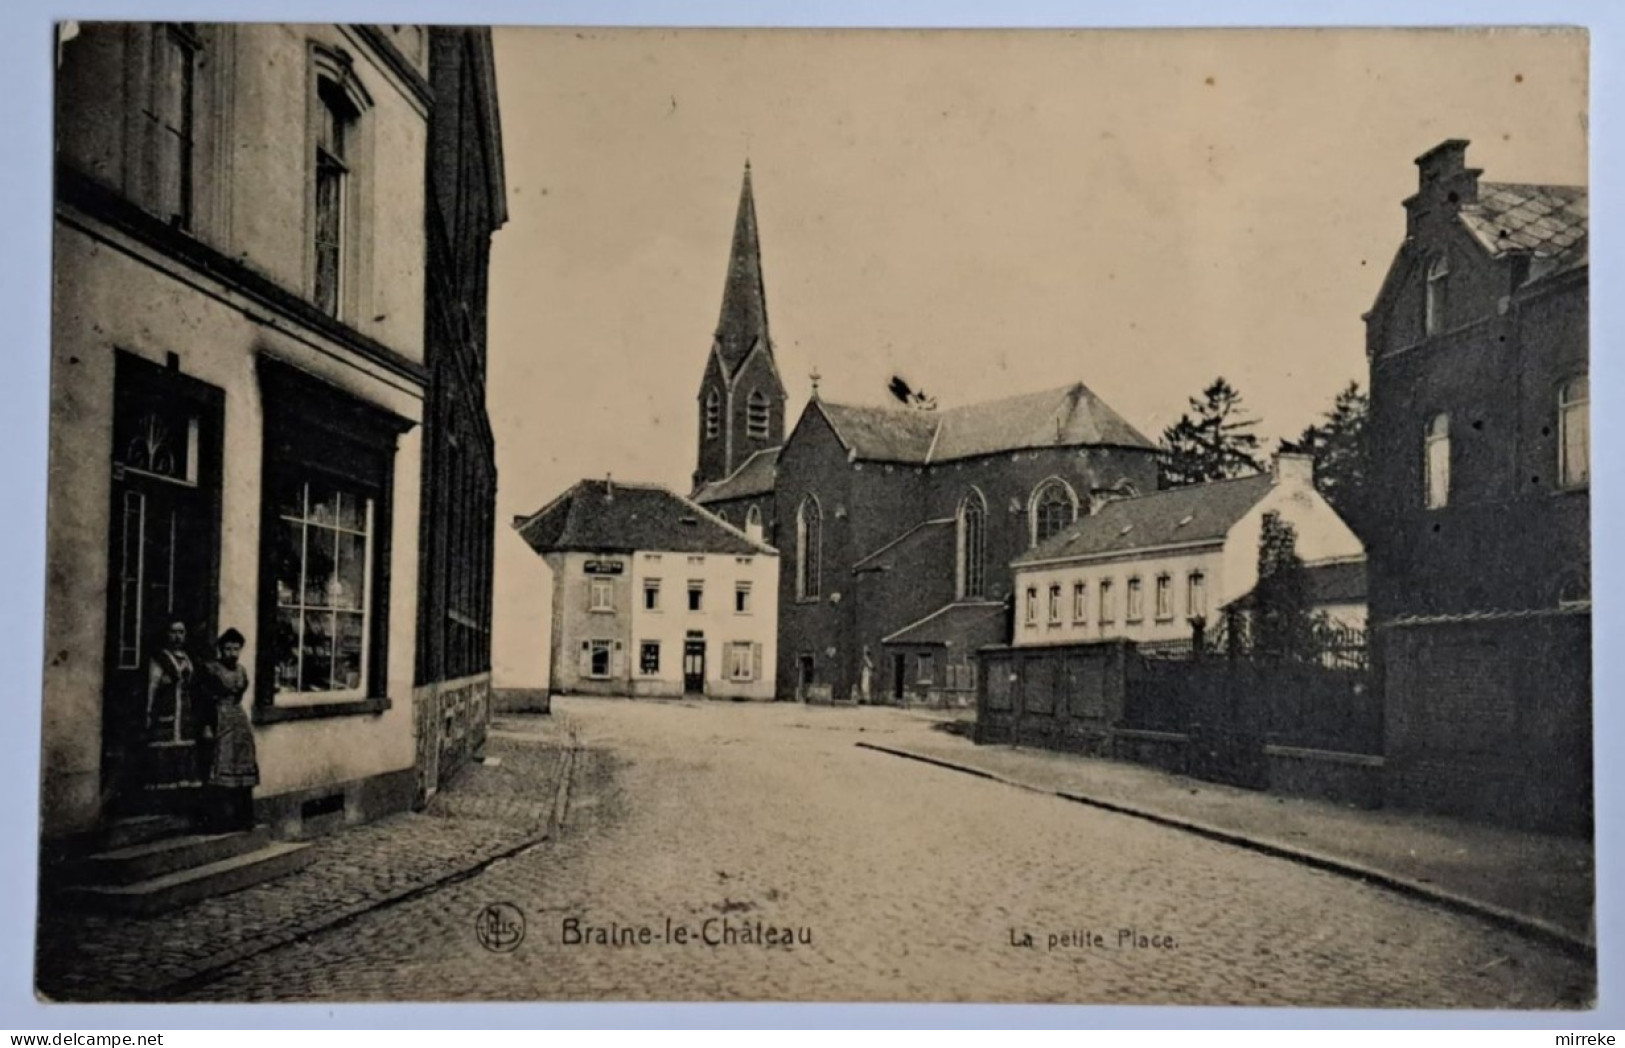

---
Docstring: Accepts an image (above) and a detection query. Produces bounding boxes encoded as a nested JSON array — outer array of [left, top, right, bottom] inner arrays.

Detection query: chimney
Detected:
[[1405, 138, 1482, 236], [1271, 451, 1315, 489], [605, 473, 614, 501]]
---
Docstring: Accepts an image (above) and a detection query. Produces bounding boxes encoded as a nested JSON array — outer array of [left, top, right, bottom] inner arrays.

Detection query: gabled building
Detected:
[[514, 480, 780, 701], [1363, 139, 1590, 831], [1009, 454, 1364, 650]]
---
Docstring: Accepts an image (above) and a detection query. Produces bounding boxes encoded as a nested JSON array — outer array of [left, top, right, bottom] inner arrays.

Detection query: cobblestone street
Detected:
[[170, 698, 1592, 1007]]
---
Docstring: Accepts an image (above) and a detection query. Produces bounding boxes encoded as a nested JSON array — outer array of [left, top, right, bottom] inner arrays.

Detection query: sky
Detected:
[[484, 26, 1588, 688]]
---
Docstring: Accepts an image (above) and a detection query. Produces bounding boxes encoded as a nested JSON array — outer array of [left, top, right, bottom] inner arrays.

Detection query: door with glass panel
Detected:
[[101, 355, 222, 815]]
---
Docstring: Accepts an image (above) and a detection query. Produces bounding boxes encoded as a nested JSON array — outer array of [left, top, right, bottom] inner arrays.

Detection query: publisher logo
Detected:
[[475, 902, 526, 953]]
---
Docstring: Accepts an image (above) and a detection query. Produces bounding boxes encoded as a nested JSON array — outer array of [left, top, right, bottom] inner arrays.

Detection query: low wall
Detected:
[[1263, 744, 1384, 809]]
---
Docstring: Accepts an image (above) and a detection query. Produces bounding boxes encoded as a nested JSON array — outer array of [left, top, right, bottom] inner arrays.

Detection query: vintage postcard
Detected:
[[36, 24, 1593, 1007]]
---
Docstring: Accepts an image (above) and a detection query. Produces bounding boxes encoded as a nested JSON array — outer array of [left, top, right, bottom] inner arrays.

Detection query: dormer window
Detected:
[[1425, 252, 1449, 336]]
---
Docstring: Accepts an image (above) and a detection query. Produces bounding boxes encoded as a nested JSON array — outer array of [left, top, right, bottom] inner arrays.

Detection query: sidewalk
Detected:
[[861, 716, 1594, 953], [35, 713, 576, 1002]]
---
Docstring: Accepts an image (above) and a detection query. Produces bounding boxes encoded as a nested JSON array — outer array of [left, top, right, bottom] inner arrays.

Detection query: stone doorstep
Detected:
[[64, 827, 274, 887], [61, 841, 317, 918]]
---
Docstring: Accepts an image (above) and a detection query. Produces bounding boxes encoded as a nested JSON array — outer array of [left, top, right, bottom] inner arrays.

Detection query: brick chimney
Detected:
[[1405, 139, 1482, 236], [1271, 451, 1315, 489]]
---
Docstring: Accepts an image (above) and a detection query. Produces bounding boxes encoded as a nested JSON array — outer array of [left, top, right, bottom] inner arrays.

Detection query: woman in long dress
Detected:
[[197, 628, 259, 832]]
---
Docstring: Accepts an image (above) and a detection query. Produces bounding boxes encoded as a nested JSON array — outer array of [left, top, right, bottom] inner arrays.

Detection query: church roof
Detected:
[[713, 162, 773, 378], [883, 601, 1008, 647], [1014, 473, 1276, 566], [513, 479, 774, 557], [1458, 182, 1588, 283], [816, 382, 1155, 466], [692, 447, 780, 505]]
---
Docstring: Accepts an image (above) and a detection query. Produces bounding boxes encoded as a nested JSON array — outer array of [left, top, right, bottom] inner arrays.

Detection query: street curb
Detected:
[[855, 741, 1595, 961]]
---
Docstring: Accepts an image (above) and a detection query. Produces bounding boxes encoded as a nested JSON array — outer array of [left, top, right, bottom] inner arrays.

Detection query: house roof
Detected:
[[1225, 558, 1368, 611], [816, 381, 1155, 466], [513, 479, 774, 557], [1458, 182, 1588, 283], [692, 447, 780, 505], [882, 601, 1008, 647], [1013, 474, 1276, 566]]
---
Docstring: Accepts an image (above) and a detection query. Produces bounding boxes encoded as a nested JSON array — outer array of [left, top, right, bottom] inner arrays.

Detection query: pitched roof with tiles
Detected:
[[1458, 182, 1588, 283], [816, 382, 1155, 466], [513, 479, 774, 557], [1013, 474, 1276, 566], [1226, 558, 1367, 611], [883, 601, 1009, 647], [692, 447, 780, 505]]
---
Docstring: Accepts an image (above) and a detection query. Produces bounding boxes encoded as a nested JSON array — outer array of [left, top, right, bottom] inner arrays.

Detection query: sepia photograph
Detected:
[[32, 21, 1594, 1009]]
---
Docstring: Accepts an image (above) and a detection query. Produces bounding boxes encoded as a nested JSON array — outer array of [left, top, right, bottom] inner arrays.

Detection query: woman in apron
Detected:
[[197, 628, 260, 832]]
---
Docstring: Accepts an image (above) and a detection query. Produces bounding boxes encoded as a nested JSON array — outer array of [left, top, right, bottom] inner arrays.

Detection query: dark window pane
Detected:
[[301, 611, 334, 691]]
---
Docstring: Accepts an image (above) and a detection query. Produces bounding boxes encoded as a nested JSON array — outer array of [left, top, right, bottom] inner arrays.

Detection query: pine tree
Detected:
[[1158, 377, 1266, 488], [1251, 511, 1312, 660], [1286, 381, 1371, 535]]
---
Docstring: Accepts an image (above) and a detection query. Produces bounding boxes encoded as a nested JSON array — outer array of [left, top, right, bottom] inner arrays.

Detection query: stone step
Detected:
[[68, 827, 272, 887], [63, 841, 316, 917], [99, 814, 192, 852]]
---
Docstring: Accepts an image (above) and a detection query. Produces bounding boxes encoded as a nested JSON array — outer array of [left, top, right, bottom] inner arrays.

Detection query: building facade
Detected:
[[1009, 455, 1365, 650], [1363, 139, 1590, 832], [515, 480, 780, 701], [411, 27, 507, 803], [45, 23, 502, 842]]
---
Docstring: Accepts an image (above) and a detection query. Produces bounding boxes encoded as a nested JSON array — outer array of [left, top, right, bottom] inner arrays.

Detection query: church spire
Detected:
[[714, 160, 771, 373]]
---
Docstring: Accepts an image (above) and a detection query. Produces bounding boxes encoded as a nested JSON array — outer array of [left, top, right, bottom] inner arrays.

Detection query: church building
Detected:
[[692, 164, 1162, 703]]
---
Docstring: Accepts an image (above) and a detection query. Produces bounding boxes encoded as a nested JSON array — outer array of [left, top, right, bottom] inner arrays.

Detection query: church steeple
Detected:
[[714, 160, 771, 372], [693, 161, 789, 494]]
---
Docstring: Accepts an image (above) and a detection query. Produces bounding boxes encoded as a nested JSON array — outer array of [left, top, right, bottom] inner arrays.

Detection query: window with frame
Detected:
[[639, 641, 660, 675], [643, 579, 661, 611], [729, 641, 756, 681], [958, 490, 986, 599], [735, 582, 752, 614], [1048, 584, 1062, 623], [585, 639, 613, 679], [1187, 571, 1207, 620], [1073, 581, 1087, 623], [1559, 375, 1589, 489], [259, 361, 403, 712], [1025, 587, 1038, 625], [704, 388, 721, 440], [796, 496, 823, 600], [1126, 577, 1144, 622], [589, 577, 614, 612], [143, 23, 200, 229], [1155, 575, 1173, 620], [312, 75, 359, 318], [745, 504, 763, 537], [687, 580, 704, 612], [916, 652, 935, 684], [1031, 479, 1078, 546], [747, 390, 771, 440], [1425, 413, 1450, 509], [1425, 253, 1449, 336], [1099, 579, 1116, 624]]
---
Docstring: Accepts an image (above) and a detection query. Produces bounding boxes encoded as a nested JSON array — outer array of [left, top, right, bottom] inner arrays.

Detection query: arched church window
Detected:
[[747, 390, 770, 440], [704, 388, 721, 440], [796, 496, 823, 600], [958, 489, 986, 599], [1030, 478, 1079, 546]]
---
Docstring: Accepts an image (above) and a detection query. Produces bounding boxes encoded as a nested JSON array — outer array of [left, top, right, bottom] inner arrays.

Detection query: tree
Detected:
[[1251, 511, 1312, 660], [1284, 381, 1371, 535], [1158, 377, 1266, 488]]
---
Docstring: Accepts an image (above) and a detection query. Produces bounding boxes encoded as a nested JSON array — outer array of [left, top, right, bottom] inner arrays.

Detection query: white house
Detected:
[[513, 480, 781, 700], [1009, 454, 1365, 648]]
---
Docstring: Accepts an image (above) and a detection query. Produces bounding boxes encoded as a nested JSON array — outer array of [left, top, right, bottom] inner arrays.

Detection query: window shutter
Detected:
[[578, 641, 591, 677], [752, 642, 763, 682]]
